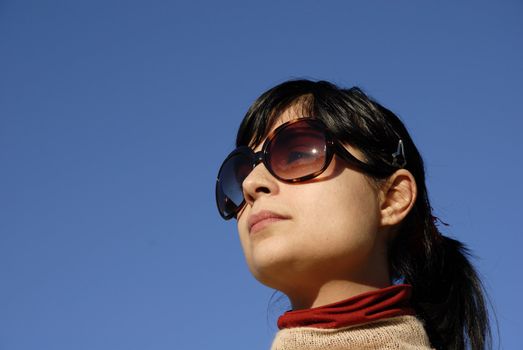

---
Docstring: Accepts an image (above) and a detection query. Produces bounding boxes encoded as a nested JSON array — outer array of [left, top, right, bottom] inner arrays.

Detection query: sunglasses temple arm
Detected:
[[332, 142, 391, 178]]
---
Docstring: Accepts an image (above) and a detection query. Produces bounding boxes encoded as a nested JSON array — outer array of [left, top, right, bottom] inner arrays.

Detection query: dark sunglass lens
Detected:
[[268, 121, 327, 180], [216, 152, 252, 218]]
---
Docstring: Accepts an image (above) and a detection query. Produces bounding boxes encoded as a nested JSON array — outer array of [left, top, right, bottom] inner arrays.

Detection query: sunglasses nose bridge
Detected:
[[252, 150, 264, 167], [245, 150, 270, 180]]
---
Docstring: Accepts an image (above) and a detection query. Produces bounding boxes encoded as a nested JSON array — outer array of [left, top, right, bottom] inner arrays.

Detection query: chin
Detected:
[[248, 248, 306, 290]]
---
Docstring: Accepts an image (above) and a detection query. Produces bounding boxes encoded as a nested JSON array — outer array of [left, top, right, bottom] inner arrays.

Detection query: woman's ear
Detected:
[[379, 169, 417, 227]]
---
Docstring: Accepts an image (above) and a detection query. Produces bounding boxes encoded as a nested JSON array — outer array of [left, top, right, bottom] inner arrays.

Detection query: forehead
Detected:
[[271, 104, 304, 129]]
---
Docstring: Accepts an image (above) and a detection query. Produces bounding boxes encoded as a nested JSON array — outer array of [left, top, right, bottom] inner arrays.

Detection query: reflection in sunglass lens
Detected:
[[217, 152, 252, 218], [268, 124, 327, 180]]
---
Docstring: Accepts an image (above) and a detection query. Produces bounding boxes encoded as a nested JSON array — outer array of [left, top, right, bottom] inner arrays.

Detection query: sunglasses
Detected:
[[215, 118, 405, 220]]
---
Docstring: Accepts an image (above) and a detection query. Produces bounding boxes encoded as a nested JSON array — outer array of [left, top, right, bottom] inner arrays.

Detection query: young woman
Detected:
[[215, 79, 491, 350]]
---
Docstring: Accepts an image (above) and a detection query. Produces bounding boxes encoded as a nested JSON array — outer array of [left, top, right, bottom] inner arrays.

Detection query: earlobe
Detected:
[[379, 170, 417, 227]]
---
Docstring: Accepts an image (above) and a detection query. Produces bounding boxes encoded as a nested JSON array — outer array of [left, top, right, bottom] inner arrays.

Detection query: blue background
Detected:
[[1, 1, 521, 349]]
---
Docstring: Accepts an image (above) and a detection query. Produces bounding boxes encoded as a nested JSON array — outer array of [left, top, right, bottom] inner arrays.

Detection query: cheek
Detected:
[[301, 157, 381, 235], [292, 176, 382, 258], [305, 173, 378, 221]]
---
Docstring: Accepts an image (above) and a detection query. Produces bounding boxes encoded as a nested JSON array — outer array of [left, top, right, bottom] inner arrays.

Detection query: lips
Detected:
[[248, 210, 289, 234]]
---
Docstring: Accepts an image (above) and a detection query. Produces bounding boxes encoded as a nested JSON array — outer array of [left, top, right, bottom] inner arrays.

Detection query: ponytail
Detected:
[[390, 192, 491, 350], [369, 92, 493, 350]]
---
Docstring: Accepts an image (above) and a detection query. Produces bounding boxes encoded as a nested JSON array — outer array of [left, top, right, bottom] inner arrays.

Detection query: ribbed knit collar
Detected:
[[277, 284, 414, 330]]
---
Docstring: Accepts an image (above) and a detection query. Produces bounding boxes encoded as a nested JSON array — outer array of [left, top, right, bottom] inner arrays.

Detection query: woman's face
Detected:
[[236, 106, 390, 301]]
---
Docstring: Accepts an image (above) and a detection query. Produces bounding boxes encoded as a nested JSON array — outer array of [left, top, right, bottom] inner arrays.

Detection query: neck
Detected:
[[288, 278, 391, 310], [284, 248, 391, 310], [266, 234, 391, 310]]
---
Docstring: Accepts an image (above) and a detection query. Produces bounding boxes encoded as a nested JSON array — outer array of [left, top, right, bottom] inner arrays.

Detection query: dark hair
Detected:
[[236, 79, 491, 350]]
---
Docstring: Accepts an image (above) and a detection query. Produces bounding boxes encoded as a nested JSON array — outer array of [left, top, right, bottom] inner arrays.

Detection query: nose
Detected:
[[242, 160, 279, 208]]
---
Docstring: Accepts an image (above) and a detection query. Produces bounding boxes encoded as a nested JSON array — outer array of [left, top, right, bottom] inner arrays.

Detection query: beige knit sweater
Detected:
[[270, 315, 434, 350]]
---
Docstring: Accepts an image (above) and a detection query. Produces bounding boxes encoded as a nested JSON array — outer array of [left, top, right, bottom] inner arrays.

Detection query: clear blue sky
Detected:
[[1, 1, 521, 349]]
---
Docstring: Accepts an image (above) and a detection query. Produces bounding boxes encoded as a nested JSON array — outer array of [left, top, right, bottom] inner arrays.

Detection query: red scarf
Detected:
[[277, 284, 415, 329]]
